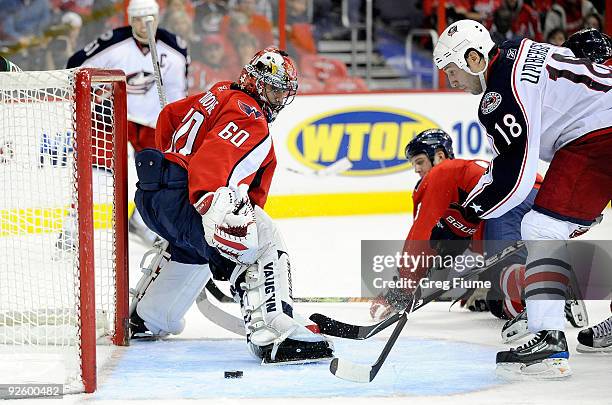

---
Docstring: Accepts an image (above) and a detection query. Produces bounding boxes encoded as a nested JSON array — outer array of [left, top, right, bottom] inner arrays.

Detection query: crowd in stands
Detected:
[[0, 0, 607, 93]]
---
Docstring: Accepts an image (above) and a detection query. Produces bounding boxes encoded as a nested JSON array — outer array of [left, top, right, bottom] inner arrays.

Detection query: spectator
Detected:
[[287, 0, 309, 24], [490, 6, 519, 44], [188, 34, 237, 94], [46, 11, 83, 69], [220, 0, 274, 48], [233, 30, 259, 67], [544, 0, 598, 37], [582, 12, 602, 30], [55, 0, 94, 16], [546, 27, 567, 45], [493, 0, 542, 41], [1, 0, 52, 46], [78, 0, 123, 45], [229, 0, 272, 21], [162, 9, 198, 44], [194, 0, 229, 36], [162, 0, 195, 17], [285, 0, 317, 57]]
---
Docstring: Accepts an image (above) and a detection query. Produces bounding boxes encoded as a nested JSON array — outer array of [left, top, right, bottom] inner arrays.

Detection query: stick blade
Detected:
[[329, 358, 372, 383], [310, 313, 360, 339]]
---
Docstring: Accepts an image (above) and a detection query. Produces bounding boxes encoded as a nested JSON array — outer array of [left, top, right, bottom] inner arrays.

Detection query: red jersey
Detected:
[[408, 159, 488, 241], [400, 159, 543, 283], [156, 81, 276, 208], [399, 159, 488, 283]]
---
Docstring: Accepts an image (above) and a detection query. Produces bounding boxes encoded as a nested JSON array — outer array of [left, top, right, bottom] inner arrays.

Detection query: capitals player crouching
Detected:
[[129, 48, 333, 364]]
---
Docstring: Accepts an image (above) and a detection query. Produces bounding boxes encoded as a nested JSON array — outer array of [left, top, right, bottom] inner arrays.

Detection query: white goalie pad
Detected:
[[137, 261, 212, 335], [230, 207, 324, 351]]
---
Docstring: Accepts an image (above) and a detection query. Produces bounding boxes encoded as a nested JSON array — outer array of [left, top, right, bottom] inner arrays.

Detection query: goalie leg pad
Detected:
[[137, 261, 212, 335], [230, 207, 333, 363]]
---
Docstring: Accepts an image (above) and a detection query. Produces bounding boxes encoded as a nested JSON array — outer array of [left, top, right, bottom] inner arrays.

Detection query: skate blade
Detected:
[[502, 321, 529, 344], [496, 358, 572, 380], [576, 343, 612, 354], [567, 304, 589, 328], [261, 356, 334, 366]]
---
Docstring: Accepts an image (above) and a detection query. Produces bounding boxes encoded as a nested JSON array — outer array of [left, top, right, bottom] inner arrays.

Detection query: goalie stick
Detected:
[[316, 241, 526, 341], [196, 284, 245, 336], [286, 157, 353, 176], [328, 241, 525, 383]]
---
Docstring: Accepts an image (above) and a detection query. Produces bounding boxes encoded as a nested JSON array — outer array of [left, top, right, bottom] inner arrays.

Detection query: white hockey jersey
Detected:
[[464, 38, 612, 219], [67, 26, 189, 126]]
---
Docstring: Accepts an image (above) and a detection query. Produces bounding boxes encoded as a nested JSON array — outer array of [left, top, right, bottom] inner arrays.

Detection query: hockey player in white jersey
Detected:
[[66, 0, 189, 245], [431, 19, 612, 378]]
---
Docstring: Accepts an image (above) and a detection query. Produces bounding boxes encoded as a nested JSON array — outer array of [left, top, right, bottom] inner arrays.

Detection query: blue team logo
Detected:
[[126, 71, 155, 94], [238, 100, 263, 120], [480, 92, 502, 115], [287, 107, 439, 176], [448, 26, 458, 37]]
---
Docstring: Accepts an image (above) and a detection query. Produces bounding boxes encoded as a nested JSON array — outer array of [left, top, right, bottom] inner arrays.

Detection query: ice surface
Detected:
[[7, 212, 612, 404]]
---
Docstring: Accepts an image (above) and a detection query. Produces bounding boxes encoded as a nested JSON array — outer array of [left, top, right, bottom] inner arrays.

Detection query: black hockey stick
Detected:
[[206, 279, 234, 303], [329, 242, 526, 382], [315, 241, 525, 341], [330, 306, 410, 383], [329, 241, 526, 383]]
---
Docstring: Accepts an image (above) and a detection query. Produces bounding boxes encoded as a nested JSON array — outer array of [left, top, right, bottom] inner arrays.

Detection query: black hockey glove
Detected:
[[385, 284, 415, 312], [430, 203, 481, 256]]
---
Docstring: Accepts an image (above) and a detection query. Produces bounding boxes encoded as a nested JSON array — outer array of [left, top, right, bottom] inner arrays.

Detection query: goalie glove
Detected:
[[194, 185, 258, 265]]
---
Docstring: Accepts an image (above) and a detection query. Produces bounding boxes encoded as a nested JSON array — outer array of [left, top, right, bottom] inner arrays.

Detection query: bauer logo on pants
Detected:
[[287, 107, 439, 176]]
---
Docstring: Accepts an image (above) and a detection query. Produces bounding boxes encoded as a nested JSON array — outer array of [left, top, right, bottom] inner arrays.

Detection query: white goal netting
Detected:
[[0, 69, 127, 393]]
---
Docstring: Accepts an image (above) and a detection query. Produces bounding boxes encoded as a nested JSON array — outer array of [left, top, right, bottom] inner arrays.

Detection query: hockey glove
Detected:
[[370, 283, 415, 321], [195, 185, 259, 265], [430, 203, 480, 256]]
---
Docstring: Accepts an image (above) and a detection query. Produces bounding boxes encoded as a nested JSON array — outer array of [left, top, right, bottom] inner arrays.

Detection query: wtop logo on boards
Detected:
[[287, 107, 439, 176]]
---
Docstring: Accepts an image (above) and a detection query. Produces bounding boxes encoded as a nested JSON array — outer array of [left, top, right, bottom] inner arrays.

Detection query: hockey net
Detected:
[[0, 68, 128, 394]]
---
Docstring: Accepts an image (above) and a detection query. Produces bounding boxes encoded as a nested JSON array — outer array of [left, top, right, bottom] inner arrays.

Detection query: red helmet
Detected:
[[239, 48, 298, 122]]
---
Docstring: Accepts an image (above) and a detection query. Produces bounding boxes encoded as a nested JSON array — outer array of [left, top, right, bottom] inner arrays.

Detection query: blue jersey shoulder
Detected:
[[156, 28, 189, 59], [67, 26, 133, 68]]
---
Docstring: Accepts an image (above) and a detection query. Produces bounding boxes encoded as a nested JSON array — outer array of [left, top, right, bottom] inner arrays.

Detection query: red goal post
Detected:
[[0, 68, 129, 394], [75, 68, 129, 393]]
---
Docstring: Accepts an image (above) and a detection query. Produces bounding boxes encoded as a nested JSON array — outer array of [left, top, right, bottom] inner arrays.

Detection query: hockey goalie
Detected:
[[128, 47, 334, 364]]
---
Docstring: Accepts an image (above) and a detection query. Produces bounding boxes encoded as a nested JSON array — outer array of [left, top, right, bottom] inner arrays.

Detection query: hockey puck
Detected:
[[224, 370, 243, 379]]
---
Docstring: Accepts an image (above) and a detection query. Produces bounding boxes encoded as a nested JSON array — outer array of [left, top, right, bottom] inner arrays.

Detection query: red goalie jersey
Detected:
[[155, 81, 276, 208]]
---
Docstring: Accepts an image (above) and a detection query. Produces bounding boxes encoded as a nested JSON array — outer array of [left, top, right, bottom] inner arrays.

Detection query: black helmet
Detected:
[[405, 129, 455, 162], [562, 28, 612, 64]]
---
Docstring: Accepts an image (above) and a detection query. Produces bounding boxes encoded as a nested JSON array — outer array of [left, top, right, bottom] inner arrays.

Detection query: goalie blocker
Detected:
[[132, 149, 333, 363]]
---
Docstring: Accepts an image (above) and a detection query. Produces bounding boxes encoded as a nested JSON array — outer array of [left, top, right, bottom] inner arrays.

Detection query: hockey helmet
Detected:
[[239, 48, 298, 122], [405, 129, 455, 162], [433, 19, 496, 74], [563, 28, 612, 64], [128, 0, 159, 43]]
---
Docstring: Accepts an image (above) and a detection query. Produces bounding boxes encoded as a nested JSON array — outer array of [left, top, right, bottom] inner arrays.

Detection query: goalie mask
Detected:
[[239, 48, 298, 122], [128, 0, 160, 44]]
